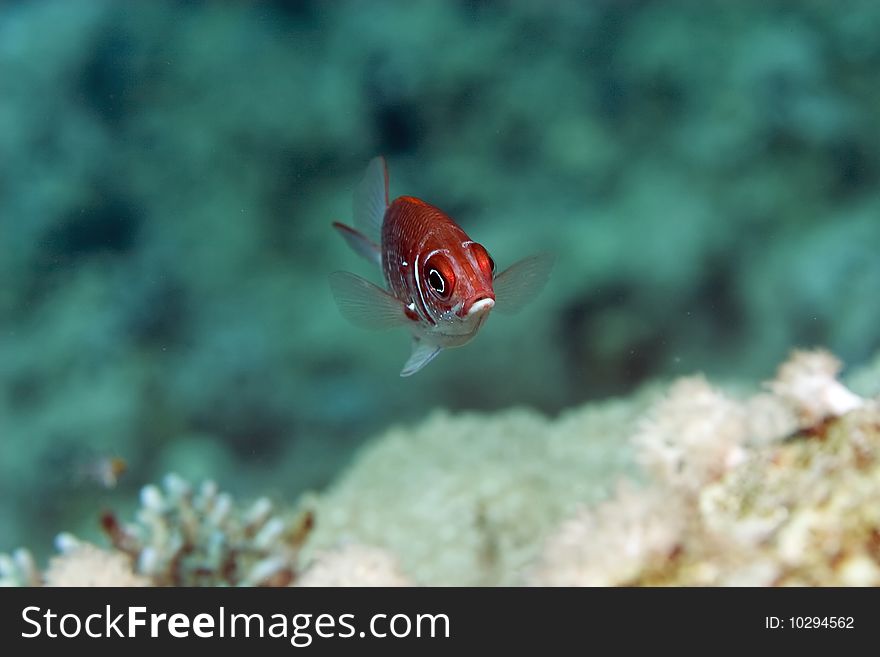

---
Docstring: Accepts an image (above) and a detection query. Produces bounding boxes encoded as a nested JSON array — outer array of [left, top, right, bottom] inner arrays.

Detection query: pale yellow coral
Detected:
[[297, 544, 412, 587], [632, 376, 749, 494], [45, 542, 150, 587], [301, 350, 877, 587], [770, 349, 865, 426], [694, 405, 880, 585], [527, 481, 687, 586], [302, 396, 654, 586], [527, 351, 878, 586]]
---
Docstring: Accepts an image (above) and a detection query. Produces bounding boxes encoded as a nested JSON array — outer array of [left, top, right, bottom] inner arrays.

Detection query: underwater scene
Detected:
[[1, 0, 879, 586]]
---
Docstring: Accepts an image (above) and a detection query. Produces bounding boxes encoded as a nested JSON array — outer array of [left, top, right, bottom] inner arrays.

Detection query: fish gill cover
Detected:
[[0, 0, 878, 585]]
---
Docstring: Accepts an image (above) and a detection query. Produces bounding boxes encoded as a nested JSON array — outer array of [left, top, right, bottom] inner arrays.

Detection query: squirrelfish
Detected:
[[330, 157, 553, 376]]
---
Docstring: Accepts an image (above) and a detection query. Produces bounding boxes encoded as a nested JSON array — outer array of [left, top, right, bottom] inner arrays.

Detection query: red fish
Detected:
[[330, 157, 553, 376]]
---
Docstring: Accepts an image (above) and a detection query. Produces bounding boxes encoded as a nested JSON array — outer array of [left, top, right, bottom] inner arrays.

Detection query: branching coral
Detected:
[[0, 548, 41, 587], [99, 473, 314, 586], [1, 473, 315, 587]]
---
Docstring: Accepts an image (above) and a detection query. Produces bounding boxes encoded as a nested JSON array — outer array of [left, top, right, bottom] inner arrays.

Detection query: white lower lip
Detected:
[[467, 298, 495, 316]]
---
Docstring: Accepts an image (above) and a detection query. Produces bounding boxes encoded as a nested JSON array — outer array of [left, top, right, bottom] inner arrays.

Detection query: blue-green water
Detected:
[[1, 0, 879, 558]]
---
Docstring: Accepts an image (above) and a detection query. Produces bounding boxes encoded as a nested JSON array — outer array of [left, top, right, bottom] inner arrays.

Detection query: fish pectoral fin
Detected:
[[332, 222, 382, 266], [493, 252, 555, 314], [353, 156, 389, 242], [400, 339, 442, 377], [329, 271, 408, 330]]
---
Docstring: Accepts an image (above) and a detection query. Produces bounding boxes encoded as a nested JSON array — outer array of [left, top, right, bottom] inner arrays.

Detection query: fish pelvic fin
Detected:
[[400, 338, 442, 377], [493, 252, 555, 314], [329, 271, 408, 330], [332, 222, 382, 266], [353, 156, 389, 242]]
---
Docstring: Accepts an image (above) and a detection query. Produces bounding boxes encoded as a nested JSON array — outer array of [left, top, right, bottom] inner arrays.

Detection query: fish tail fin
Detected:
[[353, 156, 389, 242], [332, 221, 382, 266]]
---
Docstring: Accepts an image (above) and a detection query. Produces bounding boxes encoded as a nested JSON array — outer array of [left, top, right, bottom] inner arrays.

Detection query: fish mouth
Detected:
[[463, 297, 495, 317]]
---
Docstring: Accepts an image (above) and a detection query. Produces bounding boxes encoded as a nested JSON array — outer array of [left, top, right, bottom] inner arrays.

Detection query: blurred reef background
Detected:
[[1, 0, 879, 575]]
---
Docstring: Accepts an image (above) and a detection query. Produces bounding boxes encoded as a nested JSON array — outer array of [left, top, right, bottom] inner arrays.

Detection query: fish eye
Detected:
[[428, 269, 447, 295], [424, 253, 456, 300], [488, 255, 495, 274]]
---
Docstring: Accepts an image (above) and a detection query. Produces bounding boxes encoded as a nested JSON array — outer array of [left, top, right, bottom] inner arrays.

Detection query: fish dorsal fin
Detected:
[[329, 271, 408, 330], [332, 222, 382, 267], [493, 252, 555, 314], [353, 156, 389, 242], [400, 339, 442, 377]]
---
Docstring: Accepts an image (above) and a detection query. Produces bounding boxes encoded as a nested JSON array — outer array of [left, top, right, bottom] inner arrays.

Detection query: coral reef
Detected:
[[770, 349, 865, 426], [5, 0, 880, 558], [527, 481, 685, 586], [297, 545, 412, 587], [529, 350, 879, 586], [45, 540, 150, 587], [2, 349, 877, 587], [0, 548, 41, 587], [1, 396, 652, 587], [303, 349, 878, 586], [1, 474, 314, 586], [98, 474, 315, 586], [301, 397, 652, 586], [533, 401, 880, 586]]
